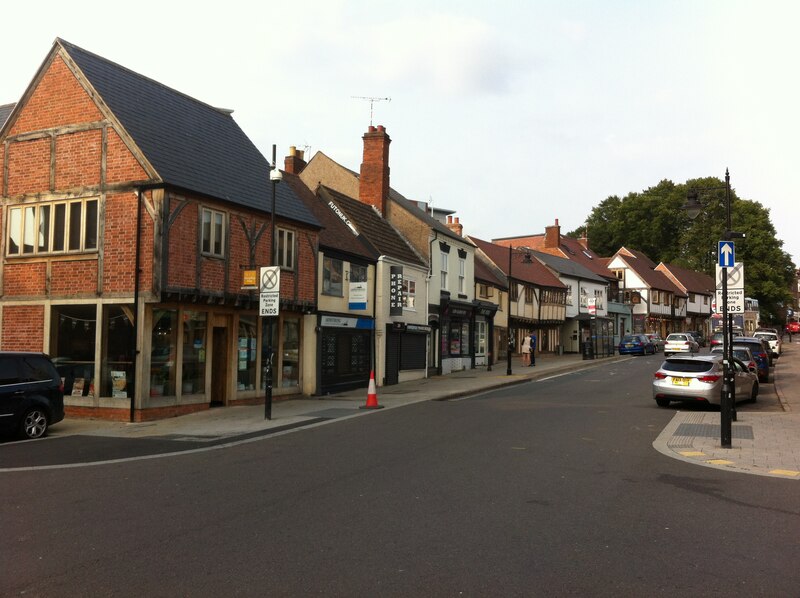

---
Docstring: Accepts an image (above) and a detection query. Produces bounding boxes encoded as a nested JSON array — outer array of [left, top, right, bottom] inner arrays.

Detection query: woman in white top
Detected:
[[520, 334, 531, 366]]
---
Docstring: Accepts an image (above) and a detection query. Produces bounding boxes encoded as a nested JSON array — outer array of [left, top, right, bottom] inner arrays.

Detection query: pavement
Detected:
[[2, 341, 799, 478]]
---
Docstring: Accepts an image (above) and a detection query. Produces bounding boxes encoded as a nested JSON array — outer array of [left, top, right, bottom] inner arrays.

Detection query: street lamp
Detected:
[[684, 168, 744, 447], [265, 144, 283, 420], [506, 245, 533, 376]]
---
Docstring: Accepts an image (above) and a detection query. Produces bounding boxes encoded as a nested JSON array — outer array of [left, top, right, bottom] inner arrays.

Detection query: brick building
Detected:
[[0, 39, 320, 420]]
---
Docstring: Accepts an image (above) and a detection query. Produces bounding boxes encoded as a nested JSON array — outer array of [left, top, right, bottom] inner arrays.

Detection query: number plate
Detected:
[[672, 377, 690, 386]]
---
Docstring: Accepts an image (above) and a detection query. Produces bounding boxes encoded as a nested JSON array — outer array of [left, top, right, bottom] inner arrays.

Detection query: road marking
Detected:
[[769, 469, 800, 478], [679, 451, 706, 457], [707, 459, 734, 465]]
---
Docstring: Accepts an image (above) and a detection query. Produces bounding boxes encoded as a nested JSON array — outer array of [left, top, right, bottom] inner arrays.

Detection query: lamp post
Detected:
[[265, 144, 282, 420], [684, 169, 744, 448]]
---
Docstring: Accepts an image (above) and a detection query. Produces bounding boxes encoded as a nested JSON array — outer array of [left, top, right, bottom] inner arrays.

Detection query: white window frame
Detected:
[[276, 228, 296, 270], [458, 257, 466, 294], [403, 278, 416, 309], [322, 256, 344, 296], [440, 251, 448, 290], [201, 208, 226, 258], [6, 198, 98, 256]]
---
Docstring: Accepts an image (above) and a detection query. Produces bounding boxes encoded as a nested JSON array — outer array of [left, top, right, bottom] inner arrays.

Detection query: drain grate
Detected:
[[674, 423, 754, 440]]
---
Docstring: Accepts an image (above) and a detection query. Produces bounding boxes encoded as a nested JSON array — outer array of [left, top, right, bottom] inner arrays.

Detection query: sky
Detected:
[[3, 0, 799, 265]]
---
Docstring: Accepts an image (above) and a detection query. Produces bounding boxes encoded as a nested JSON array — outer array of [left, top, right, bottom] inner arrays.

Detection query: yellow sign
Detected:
[[242, 269, 258, 289]]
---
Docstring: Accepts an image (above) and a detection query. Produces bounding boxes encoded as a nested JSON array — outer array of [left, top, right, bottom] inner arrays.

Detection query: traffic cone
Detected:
[[360, 370, 384, 409]]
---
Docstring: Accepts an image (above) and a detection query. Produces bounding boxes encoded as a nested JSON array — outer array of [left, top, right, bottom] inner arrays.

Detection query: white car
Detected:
[[664, 333, 699, 356], [753, 331, 781, 357]]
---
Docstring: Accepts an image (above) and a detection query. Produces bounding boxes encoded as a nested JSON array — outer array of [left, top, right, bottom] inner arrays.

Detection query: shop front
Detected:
[[439, 297, 474, 375], [318, 314, 374, 394]]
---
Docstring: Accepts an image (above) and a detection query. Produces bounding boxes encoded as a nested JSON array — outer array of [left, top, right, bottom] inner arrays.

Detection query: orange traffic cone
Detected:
[[360, 370, 384, 409]]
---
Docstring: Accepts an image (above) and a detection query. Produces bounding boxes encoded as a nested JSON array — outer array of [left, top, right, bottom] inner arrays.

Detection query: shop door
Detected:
[[385, 331, 400, 385], [211, 327, 228, 406]]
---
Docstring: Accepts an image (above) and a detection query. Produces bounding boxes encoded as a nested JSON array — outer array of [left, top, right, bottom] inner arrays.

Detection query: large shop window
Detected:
[[7, 198, 98, 256], [151, 310, 178, 396], [475, 321, 487, 355], [182, 311, 207, 394], [51, 305, 97, 397], [281, 317, 300, 387], [102, 305, 134, 399], [237, 315, 258, 391]]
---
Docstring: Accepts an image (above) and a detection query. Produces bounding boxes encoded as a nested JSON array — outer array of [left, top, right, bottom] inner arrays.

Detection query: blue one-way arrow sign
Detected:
[[718, 241, 735, 268]]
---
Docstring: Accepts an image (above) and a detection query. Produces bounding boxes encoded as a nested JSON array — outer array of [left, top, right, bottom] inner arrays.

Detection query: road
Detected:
[[3, 354, 799, 596]]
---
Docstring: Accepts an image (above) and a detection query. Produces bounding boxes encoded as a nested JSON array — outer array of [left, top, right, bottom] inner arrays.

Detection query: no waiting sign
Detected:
[[260, 266, 280, 316]]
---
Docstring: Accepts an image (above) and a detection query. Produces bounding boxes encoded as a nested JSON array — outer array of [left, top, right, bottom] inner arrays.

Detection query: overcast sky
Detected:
[[3, 0, 799, 265]]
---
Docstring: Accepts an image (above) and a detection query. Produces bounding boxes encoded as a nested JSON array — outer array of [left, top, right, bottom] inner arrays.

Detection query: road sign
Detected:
[[715, 262, 744, 290], [716, 289, 745, 313], [718, 241, 735, 268], [259, 266, 280, 316]]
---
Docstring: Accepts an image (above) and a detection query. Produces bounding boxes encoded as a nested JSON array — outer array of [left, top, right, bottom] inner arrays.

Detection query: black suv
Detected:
[[0, 352, 64, 439]]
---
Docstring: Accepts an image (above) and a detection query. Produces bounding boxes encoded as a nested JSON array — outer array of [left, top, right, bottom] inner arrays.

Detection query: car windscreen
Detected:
[[733, 342, 766, 356], [754, 333, 777, 341], [661, 359, 715, 373], [666, 335, 687, 341]]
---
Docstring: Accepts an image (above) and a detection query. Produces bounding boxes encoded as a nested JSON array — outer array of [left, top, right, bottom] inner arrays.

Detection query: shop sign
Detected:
[[390, 266, 404, 316], [242, 269, 259, 290], [405, 324, 431, 333], [321, 316, 374, 329], [349, 281, 368, 310]]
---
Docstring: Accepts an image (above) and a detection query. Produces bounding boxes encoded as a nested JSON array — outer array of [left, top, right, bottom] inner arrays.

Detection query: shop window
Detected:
[[281, 317, 300, 387], [151, 309, 177, 396], [182, 311, 207, 394], [475, 321, 487, 355], [260, 319, 278, 391], [460, 322, 470, 355], [201, 208, 225, 257], [237, 315, 258, 392], [101, 305, 134, 399], [51, 304, 97, 397], [8, 198, 98, 256], [322, 256, 343, 296]]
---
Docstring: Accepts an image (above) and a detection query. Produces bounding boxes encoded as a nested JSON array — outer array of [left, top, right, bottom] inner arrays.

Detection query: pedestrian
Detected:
[[521, 334, 531, 367], [529, 332, 537, 366]]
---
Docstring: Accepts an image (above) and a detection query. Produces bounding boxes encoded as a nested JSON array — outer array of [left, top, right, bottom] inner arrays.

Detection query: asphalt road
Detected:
[[3, 354, 799, 596]]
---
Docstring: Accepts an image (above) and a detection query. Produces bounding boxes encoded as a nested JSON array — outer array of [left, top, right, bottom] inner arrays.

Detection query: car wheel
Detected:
[[20, 408, 49, 439], [655, 398, 670, 408], [750, 382, 759, 402]]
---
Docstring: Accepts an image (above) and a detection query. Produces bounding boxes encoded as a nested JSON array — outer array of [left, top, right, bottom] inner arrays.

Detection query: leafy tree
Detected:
[[567, 176, 796, 321]]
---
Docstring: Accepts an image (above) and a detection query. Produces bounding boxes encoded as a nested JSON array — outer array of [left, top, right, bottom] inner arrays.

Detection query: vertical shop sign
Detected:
[[390, 266, 404, 316]]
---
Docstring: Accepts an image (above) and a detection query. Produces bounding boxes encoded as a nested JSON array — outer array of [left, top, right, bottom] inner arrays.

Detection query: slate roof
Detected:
[[283, 174, 375, 262], [0, 103, 14, 128], [317, 186, 425, 268], [57, 39, 318, 227], [656, 262, 715, 294], [469, 237, 566, 289], [614, 247, 687, 296], [530, 250, 608, 283], [496, 233, 616, 281]]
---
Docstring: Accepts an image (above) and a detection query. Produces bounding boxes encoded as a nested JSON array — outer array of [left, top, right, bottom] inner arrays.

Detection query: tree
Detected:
[[567, 177, 796, 320]]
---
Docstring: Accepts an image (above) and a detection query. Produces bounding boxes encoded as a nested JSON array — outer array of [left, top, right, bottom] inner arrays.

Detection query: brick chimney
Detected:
[[359, 125, 391, 215], [544, 218, 561, 249], [284, 146, 306, 175], [446, 215, 463, 236]]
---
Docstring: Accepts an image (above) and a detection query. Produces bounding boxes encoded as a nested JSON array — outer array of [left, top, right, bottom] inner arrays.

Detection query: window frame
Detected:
[[276, 228, 296, 270], [403, 278, 416, 309], [201, 207, 226, 258], [322, 256, 344, 297], [440, 251, 448, 290], [7, 198, 99, 257]]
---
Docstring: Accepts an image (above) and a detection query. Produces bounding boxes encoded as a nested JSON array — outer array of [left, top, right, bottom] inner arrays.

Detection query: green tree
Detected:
[[567, 176, 796, 320]]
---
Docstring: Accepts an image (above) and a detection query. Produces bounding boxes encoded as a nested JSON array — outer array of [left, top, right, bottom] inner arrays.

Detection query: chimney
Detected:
[[359, 125, 391, 215], [284, 146, 306, 175], [544, 218, 561, 249], [577, 235, 589, 250], [446, 215, 463, 237]]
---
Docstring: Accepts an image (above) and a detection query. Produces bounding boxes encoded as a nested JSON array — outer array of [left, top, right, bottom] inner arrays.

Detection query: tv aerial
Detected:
[[352, 96, 391, 126]]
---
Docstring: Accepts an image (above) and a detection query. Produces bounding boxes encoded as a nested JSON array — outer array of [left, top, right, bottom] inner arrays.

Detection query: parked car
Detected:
[[664, 333, 699, 356], [732, 338, 771, 382], [644, 334, 665, 352], [0, 352, 65, 439], [709, 330, 743, 349], [753, 331, 781, 358], [652, 354, 758, 408], [685, 330, 706, 347], [618, 334, 656, 356], [710, 345, 758, 373], [787, 321, 800, 334]]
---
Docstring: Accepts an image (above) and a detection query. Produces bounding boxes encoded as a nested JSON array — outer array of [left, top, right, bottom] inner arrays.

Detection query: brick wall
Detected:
[[6, 137, 50, 196], [55, 129, 102, 189], [1, 305, 45, 350]]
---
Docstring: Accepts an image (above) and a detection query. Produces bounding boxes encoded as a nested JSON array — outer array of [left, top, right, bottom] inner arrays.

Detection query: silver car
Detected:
[[652, 354, 758, 408], [663, 333, 699, 356]]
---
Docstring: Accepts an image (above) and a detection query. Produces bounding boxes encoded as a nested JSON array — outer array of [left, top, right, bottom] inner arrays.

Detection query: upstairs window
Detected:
[[276, 228, 295, 270], [458, 257, 466, 294], [440, 251, 449, 290], [525, 287, 534, 303], [201, 208, 225, 257], [322, 256, 343, 296], [403, 279, 416, 309], [7, 198, 98, 256]]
